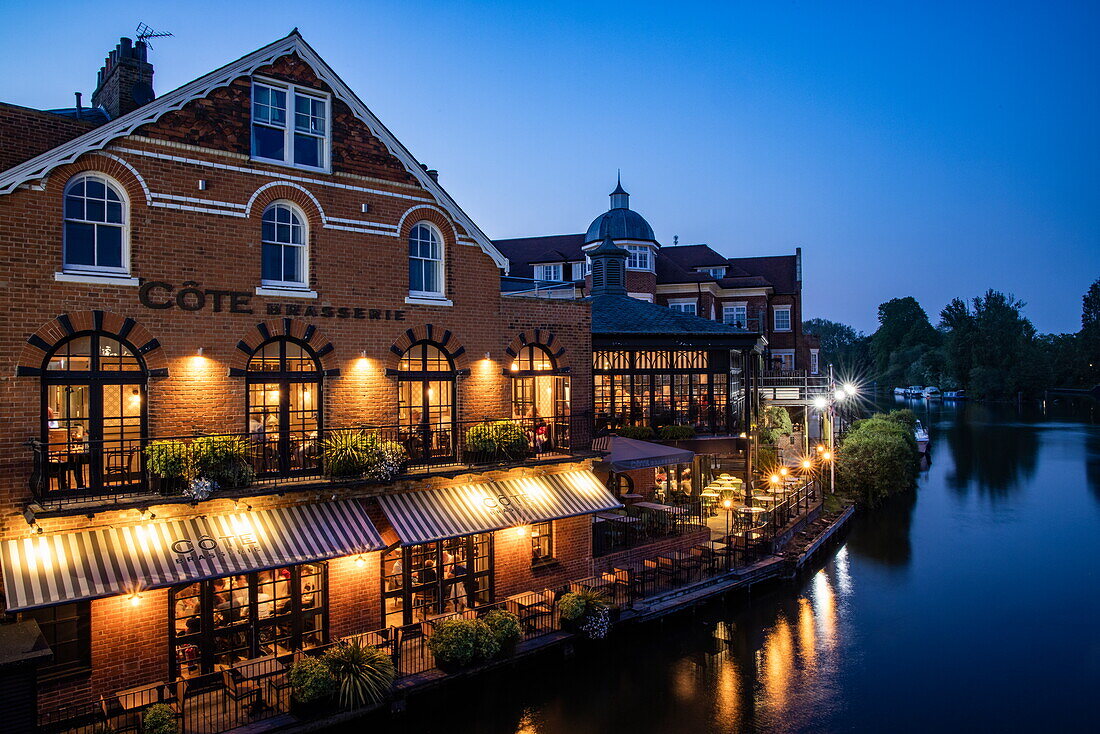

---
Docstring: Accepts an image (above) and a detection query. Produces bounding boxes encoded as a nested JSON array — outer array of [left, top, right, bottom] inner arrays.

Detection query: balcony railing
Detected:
[[758, 370, 829, 404], [29, 414, 594, 508]]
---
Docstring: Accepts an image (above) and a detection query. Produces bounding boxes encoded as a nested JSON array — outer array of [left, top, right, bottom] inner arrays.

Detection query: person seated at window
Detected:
[[249, 415, 266, 438], [47, 406, 60, 429]]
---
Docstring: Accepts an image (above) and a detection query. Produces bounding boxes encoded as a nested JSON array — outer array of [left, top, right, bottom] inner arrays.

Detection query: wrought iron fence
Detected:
[[592, 499, 709, 557], [28, 413, 594, 507]]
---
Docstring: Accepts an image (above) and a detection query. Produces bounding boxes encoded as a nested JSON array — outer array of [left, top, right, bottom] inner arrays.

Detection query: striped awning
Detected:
[[1, 500, 383, 612], [378, 469, 622, 546]]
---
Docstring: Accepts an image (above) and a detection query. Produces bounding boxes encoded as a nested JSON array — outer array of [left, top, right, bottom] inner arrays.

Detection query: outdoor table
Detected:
[[236, 656, 284, 681], [737, 506, 767, 516], [595, 512, 640, 523], [634, 501, 687, 514], [699, 540, 727, 551], [116, 682, 163, 711]]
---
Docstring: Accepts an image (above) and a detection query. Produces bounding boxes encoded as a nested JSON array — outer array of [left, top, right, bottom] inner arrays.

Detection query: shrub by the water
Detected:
[[836, 409, 919, 506]]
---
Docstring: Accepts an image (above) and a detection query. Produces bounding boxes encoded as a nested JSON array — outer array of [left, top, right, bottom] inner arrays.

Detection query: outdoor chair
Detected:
[[99, 694, 140, 734], [221, 668, 260, 709], [161, 678, 188, 719]]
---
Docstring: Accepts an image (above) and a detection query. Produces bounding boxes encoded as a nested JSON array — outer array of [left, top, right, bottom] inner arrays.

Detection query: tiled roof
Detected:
[[494, 234, 585, 279]]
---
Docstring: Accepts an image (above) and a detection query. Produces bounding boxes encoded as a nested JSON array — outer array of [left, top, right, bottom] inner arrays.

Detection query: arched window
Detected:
[[63, 174, 128, 274], [509, 345, 570, 453], [261, 202, 307, 287], [408, 223, 443, 297], [397, 341, 456, 461], [42, 332, 146, 494], [246, 337, 322, 476]]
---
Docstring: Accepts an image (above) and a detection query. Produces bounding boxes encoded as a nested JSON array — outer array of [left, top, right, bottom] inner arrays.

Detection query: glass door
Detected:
[[382, 534, 494, 626]]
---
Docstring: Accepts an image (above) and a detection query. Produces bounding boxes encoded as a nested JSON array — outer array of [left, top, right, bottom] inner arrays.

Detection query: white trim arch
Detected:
[[245, 180, 327, 223]]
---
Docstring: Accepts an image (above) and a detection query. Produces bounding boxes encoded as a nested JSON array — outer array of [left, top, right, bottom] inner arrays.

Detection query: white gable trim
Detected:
[[245, 180, 327, 221], [0, 31, 509, 272]]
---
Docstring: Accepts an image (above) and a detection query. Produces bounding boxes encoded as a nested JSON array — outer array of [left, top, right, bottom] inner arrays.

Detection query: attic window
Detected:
[[701, 267, 725, 278], [534, 264, 563, 282], [251, 79, 329, 171]]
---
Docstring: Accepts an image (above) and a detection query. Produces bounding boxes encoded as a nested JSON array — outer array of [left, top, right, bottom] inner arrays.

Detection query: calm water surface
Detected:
[[370, 400, 1099, 733]]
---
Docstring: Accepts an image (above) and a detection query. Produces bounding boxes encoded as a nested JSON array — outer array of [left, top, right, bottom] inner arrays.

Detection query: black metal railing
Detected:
[[29, 413, 594, 507], [592, 500, 709, 557]]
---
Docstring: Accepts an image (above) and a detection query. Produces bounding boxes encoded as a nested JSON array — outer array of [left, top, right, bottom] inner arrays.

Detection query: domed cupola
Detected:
[[584, 175, 657, 245]]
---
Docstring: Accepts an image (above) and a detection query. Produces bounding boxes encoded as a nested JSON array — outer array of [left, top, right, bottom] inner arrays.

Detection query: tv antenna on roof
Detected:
[[135, 22, 173, 48]]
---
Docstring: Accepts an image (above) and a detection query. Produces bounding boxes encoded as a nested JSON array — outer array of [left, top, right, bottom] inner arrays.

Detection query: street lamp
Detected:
[[812, 366, 859, 495], [722, 498, 734, 570]]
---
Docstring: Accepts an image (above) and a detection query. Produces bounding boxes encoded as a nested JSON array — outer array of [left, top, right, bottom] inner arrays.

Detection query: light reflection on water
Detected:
[[370, 400, 1098, 734]]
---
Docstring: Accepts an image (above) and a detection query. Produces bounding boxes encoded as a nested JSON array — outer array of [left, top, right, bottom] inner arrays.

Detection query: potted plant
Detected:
[[558, 588, 612, 639], [615, 425, 654, 440], [483, 608, 523, 657], [192, 435, 254, 489], [464, 421, 528, 463], [145, 439, 189, 494], [361, 434, 409, 481], [288, 655, 337, 718], [141, 703, 179, 734], [657, 425, 696, 441], [321, 430, 373, 478], [321, 641, 395, 710], [427, 618, 499, 671]]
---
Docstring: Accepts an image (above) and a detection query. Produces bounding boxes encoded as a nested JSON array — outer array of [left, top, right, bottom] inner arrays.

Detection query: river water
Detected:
[[371, 399, 1099, 733]]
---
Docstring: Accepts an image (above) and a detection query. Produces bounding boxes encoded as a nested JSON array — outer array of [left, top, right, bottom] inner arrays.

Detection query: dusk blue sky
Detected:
[[2, 1, 1096, 334]]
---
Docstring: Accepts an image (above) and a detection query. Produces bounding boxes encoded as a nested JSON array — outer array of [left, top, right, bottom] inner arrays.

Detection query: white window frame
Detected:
[[534, 263, 564, 282], [700, 267, 725, 278], [627, 292, 654, 303], [408, 220, 446, 299], [260, 201, 309, 290], [810, 349, 820, 375], [625, 245, 652, 271], [773, 306, 792, 332], [570, 262, 586, 280], [723, 302, 748, 328], [251, 78, 331, 173], [772, 349, 795, 370], [668, 298, 697, 316], [61, 172, 131, 277]]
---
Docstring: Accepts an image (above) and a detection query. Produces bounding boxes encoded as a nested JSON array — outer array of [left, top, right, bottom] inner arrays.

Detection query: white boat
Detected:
[[905, 385, 924, 397], [922, 386, 942, 399], [893, 387, 908, 395], [914, 420, 929, 453], [944, 390, 967, 400]]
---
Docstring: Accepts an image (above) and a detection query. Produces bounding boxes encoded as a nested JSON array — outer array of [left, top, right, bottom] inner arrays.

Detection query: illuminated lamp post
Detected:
[[722, 498, 734, 571]]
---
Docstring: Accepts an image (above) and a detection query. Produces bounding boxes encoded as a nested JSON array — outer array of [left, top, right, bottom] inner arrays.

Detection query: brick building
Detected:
[[0, 31, 626, 718], [496, 180, 821, 374]]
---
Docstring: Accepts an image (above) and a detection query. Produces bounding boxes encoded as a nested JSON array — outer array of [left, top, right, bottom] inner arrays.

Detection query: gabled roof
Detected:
[[725, 255, 798, 293], [0, 31, 508, 271]]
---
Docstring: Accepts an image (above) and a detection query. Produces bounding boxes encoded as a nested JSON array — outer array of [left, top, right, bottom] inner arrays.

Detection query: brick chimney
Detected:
[[92, 37, 155, 119]]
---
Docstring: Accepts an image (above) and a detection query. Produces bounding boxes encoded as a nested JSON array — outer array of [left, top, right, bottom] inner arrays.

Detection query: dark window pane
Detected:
[[263, 243, 282, 281], [106, 201, 123, 223], [85, 179, 105, 200], [65, 222, 95, 266], [253, 125, 284, 161], [409, 260, 423, 292], [97, 226, 123, 268], [262, 220, 276, 242], [64, 194, 83, 220], [86, 198, 105, 222], [294, 134, 321, 168], [283, 246, 299, 283]]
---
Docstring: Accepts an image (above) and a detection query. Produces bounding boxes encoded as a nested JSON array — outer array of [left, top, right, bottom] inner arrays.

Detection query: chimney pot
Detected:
[[92, 36, 155, 119]]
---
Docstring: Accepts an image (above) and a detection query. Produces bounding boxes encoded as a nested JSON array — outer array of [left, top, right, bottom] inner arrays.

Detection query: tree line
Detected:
[[804, 278, 1099, 399]]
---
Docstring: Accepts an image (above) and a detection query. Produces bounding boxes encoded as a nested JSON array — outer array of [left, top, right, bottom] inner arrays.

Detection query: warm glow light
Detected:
[[128, 389, 142, 407], [739, 432, 747, 439], [510, 361, 519, 371], [813, 396, 828, 410], [722, 498, 733, 509], [834, 388, 847, 402], [843, 383, 857, 397], [822, 450, 833, 461], [514, 524, 530, 539], [354, 555, 366, 568], [801, 459, 812, 470], [816, 444, 825, 453], [129, 592, 141, 607], [779, 466, 789, 477], [267, 389, 280, 402], [769, 474, 780, 484]]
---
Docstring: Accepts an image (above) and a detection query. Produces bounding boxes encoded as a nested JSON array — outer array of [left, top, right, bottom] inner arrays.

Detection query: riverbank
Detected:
[[260, 499, 858, 734]]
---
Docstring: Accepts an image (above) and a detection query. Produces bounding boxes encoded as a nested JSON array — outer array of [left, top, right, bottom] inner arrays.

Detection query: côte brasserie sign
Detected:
[[139, 280, 407, 321]]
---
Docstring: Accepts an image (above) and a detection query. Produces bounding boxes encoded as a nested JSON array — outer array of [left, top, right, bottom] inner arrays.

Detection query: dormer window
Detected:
[[251, 79, 329, 171], [701, 267, 725, 278], [533, 264, 563, 282]]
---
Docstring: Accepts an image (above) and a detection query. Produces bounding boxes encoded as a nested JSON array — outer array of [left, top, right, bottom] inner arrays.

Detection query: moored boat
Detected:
[[914, 420, 929, 453], [944, 390, 967, 400], [922, 386, 942, 399]]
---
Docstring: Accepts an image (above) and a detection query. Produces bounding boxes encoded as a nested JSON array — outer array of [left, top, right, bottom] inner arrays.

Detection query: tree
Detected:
[[836, 411, 918, 506], [870, 297, 939, 384], [1082, 279, 1100, 383], [803, 318, 872, 374]]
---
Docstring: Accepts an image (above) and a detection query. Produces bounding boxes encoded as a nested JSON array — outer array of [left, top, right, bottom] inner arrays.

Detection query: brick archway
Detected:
[[16, 311, 168, 377], [504, 329, 569, 369], [384, 324, 469, 372], [229, 318, 341, 376]]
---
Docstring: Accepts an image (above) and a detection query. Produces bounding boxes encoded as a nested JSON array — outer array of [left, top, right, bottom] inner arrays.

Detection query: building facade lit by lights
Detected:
[[0, 32, 627, 720]]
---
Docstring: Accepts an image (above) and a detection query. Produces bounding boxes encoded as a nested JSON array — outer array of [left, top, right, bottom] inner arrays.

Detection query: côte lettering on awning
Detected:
[[1, 500, 383, 612]]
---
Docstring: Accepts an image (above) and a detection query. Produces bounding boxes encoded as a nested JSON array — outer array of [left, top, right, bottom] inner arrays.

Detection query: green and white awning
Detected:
[[1, 500, 383, 612], [378, 470, 622, 545]]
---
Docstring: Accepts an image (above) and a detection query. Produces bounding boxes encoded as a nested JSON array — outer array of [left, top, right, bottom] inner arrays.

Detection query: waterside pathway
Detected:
[[369, 399, 1100, 733]]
